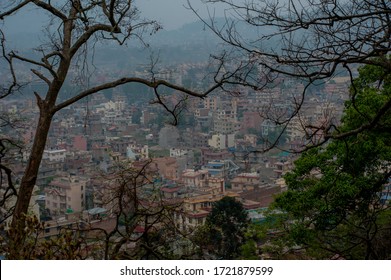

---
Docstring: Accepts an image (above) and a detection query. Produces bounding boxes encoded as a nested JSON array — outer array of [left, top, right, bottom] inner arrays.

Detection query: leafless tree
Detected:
[[88, 159, 184, 259], [0, 112, 25, 225], [190, 0, 391, 150], [0, 159, 190, 259], [0, 0, 229, 251], [80, 160, 189, 259]]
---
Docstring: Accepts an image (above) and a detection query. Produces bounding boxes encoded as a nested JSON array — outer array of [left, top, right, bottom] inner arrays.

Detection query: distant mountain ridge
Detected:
[[6, 18, 279, 67], [8, 17, 276, 49]]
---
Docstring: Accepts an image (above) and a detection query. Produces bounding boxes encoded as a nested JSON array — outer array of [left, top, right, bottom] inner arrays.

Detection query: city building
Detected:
[[45, 174, 89, 216]]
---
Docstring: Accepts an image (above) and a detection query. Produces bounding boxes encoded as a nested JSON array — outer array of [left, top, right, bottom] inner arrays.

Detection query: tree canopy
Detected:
[[197, 196, 249, 259], [271, 63, 391, 259]]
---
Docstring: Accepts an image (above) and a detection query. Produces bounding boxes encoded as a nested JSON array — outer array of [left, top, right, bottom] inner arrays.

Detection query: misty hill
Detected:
[[120, 18, 279, 65], [150, 17, 279, 50], [4, 18, 284, 101], [6, 18, 278, 65]]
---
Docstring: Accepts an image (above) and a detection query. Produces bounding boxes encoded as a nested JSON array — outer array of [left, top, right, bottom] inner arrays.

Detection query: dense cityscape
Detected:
[[1, 0, 390, 261], [0, 50, 350, 258]]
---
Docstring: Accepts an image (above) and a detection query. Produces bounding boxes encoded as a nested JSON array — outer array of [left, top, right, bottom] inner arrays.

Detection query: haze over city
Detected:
[[2, 0, 226, 33], [0, 0, 390, 262]]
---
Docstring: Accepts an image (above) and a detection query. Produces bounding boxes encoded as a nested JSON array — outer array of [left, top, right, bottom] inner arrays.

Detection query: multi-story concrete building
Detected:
[[200, 148, 231, 165], [208, 133, 235, 150], [43, 149, 67, 162], [127, 144, 149, 160], [203, 96, 220, 111], [194, 108, 210, 128], [181, 169, 209, 189], [153, 157, 181, 181], [213, 109, 240, 135], [202, 160, 240, 179], [170, 148, 192, 158], [231, 172, 261, 192], [273, 160, 293, 179], [182, 130, 209, 148], [45, 174, 89, 216]]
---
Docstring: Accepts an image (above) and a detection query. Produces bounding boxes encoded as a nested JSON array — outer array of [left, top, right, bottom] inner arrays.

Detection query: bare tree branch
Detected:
[[0, 0, 31, 20], [190, 0, 391, 150]]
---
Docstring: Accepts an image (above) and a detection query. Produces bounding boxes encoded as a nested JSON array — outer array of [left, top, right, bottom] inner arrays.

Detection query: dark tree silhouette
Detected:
[[0, 0, 228, 255], [190, 0, 391, 150], [270, 63, 391, 259], [202, 196, 249, 259]]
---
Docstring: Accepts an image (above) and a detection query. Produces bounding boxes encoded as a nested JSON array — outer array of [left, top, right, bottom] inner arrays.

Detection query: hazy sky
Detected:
[[1, 0, 226, 33], [137, 0, 223, 30]]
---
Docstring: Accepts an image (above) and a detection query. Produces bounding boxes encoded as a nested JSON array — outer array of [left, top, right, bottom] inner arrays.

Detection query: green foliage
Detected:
[[240, 239, 258, 259], [201, 196, 250, 259], [239, 223, 266, 259], [270, 62, 391, 259]]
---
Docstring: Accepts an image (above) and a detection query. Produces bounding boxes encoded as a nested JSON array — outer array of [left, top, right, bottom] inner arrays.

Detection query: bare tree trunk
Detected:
[[11, 107, 53, 225], [1, 1, 221, 259], [10, 7, 72, 226], [11, 61, 70, 236]]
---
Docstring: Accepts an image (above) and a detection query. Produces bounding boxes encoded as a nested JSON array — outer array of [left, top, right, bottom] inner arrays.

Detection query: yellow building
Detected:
[[45, 175, 88, 216]]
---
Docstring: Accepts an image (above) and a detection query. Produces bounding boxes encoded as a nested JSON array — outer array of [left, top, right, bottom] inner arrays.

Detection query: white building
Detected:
[[208, 133, 235, 150], [126, 145, 149, 160], [170, 148, 191, 157], [43, 149, 67, 162]]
